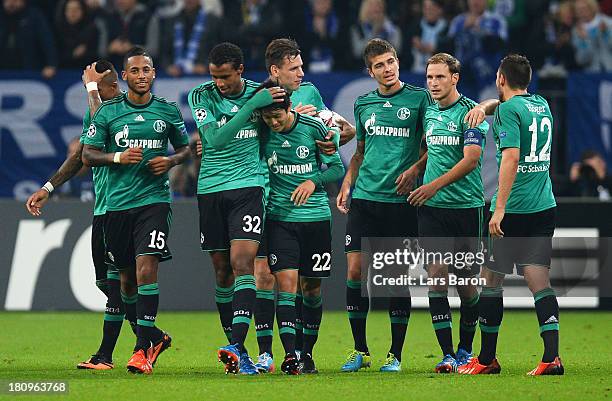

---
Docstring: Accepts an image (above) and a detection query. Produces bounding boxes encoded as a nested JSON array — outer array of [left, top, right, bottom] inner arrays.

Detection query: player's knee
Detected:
[[215, 268, 234, 287], [255, 271, 275, 289], [301, 278, 321, 298], [347, 263, 361, 281], [232, 255, 255, 276]]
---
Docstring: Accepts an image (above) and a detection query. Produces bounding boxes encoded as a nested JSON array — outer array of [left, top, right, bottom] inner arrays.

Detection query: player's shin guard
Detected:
[[255, 289, 275, 355], [428, 290, 454, 356], [215, 284, 235, 342], [136, 283, 161, 350], [276, 291, 297, 354], [534, 288, 560, 363], [458, 293, 479, 353], [295, 293, 303, 351], [302, 295, 323, 355], [389, 296, 410, 361], [478, 287, 504, 365], [98, 272, 124, 358], [230, 275, 256, 348], [347, 279, 369, 353]]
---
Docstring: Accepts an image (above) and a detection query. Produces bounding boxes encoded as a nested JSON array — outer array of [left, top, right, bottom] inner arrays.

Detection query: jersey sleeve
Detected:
[[494, 102, 521, 149], [188, 87, 216, 129], [79, 108, 92, 144], [168, 104, 190, 148], [82, 106, 109, 148], [354, 100, 365, 141]]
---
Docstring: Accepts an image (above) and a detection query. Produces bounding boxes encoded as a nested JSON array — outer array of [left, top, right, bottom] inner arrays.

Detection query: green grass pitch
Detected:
[[1, 311, 610, 401]]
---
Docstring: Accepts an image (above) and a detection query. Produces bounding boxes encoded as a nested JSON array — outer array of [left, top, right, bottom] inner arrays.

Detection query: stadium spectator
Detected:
[[222, 0, 283, 70], [0, 0, 58, 78], [104, 0, 159, 69], [350, 0, 402, 67], [158, 0, 223, 76], [446, 0, 507, 95], [569, 150, 612, 199], [551, 1, 578, 71], [55, 0, 99, 68], [299, 0, 342, 73], [572, 0, 612, 72], [411, 0, 448, 72]]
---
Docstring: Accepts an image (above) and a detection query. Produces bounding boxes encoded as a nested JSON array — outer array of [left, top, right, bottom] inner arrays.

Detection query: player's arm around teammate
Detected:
[[25, 63, 111, 216]]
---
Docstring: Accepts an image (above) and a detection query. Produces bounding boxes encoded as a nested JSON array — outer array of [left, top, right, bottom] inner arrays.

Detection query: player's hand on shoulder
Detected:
[[25, 189, 50, 216], [120, 147, 143, 164], [336, 182, 351, 214], [464, 105, 486, 129], [291, 180, 316, 206], [147, 156, 172, 175]]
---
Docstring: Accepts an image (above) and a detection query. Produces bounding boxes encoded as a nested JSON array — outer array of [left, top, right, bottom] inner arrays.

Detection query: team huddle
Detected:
[[25, 37, 563, 377]]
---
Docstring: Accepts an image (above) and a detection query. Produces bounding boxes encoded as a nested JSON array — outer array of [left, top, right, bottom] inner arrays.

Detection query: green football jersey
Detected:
[[188, 79, 266, 194], [79, 108, 107, 216], [290, 82, 327, 111], [262, 112, 343, 222], [353, 83, 434, 203], [491, 93, 556, 213], [83, 93, 189, 211], [423, 95, 488, 208]]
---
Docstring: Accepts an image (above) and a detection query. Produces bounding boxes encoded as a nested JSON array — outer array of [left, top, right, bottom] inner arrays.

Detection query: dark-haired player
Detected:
[[25, 60, 141, 370], [83, 47, 191, 374], [257, 79, 344, 374], [253, 37, 353, 373], [459, 54, 563, 376], [337, 38, 433, 372], [408, 53, 488, 373], [187, 42, 285, 375]]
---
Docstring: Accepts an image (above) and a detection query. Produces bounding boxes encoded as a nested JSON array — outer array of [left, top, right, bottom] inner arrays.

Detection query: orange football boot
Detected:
[[127, 349, 153, 374], [457, 357, 501, 374], [527, 356, 564, 376], [77, 354, 114, 370]]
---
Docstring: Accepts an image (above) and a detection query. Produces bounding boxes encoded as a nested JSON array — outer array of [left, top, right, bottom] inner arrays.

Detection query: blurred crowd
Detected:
[[1, 0, 611, 79]]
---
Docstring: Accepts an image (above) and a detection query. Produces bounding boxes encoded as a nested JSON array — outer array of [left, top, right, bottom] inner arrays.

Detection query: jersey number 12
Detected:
[[525, 116, 552, 163]]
